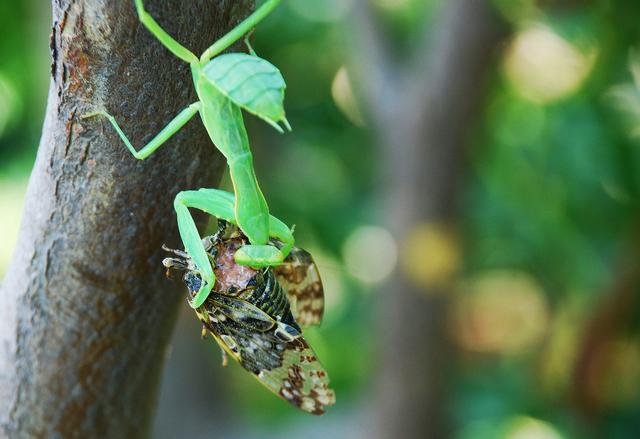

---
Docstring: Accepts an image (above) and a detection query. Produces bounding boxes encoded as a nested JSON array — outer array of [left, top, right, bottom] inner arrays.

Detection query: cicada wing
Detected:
[[256, 337, 335, 415], [199, 307, 335, 414], [273, 247, 325, 327], [210, 293, 275, 332]]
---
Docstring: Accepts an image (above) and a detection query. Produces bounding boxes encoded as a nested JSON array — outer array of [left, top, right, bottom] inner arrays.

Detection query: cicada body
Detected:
[[163, 221, 335, 414]]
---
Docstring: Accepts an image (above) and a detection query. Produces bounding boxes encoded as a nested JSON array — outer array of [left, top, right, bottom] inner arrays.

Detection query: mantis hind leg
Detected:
[[180, 189, 295, 268]]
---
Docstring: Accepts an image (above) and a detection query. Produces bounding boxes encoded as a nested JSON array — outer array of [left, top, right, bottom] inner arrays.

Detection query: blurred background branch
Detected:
[[351, 1, 507, 437]]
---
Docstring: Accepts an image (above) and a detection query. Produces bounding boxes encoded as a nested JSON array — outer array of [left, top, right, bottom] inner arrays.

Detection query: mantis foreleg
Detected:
[[174, 189, 294, 302], [174, 192, 217, 309], [195, 188, 295, 257]]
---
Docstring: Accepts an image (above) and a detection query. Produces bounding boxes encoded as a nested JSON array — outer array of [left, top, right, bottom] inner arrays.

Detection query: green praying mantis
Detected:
[[84, 0, 294, 309]]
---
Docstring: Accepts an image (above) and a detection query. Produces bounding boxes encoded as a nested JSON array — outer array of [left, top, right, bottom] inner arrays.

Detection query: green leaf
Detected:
[[203, 53, 290, 132]]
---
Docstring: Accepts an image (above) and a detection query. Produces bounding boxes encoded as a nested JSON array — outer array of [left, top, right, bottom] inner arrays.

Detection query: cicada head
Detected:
[[183, 271, 203, 298]]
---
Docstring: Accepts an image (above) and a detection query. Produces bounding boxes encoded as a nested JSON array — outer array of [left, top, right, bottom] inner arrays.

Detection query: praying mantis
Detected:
[[84, 0, 293, 309]]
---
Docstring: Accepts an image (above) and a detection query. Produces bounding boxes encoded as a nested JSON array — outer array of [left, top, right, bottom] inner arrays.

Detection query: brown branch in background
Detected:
[[351, 0, 507, 437], [572, 230, 640, 416], [0, 0, 251, 437]]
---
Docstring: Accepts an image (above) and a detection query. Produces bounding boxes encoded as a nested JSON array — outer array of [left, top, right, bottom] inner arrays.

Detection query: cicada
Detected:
[[163, 221, 335, 414]]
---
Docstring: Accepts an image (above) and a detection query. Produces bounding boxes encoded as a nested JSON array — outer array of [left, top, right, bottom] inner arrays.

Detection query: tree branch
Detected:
[[350, 1, 507, 437], [0, 0, 251, 437]]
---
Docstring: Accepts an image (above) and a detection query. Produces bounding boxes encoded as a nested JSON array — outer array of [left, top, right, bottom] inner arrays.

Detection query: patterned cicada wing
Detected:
[[197, 294, 335, 414], [256, 337, 335, 414], [273, 247, 325, 327], [206, 317, 335, 413]]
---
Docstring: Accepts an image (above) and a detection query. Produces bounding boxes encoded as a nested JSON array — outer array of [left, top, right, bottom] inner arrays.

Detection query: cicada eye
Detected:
[[183, 272, 202, 295]]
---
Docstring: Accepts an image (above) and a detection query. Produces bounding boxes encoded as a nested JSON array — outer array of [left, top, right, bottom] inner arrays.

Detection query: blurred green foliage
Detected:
[[0, 1, 49, 177]]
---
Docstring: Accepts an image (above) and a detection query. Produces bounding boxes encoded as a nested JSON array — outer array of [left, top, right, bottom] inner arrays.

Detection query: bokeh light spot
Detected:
[[400, 222, 460, 291], [451, 271, 549, 355], [503, 24, 596, 103], [0, 73, 20, 137], [342, 225, 397, 285], [605, 51, 640, 139], [0, 179, 28, 277], [504, 416, 565, 439], [331, 66, 365, 127]]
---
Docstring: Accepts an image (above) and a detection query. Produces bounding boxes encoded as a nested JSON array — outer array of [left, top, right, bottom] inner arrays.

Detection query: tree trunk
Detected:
[[352, 1, 507, 437], [0, 1, 251, 437]]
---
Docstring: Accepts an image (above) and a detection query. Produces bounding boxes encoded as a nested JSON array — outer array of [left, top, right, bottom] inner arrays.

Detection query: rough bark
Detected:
[[0, 0, 251, 437], [352, 1, 507, 437]]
